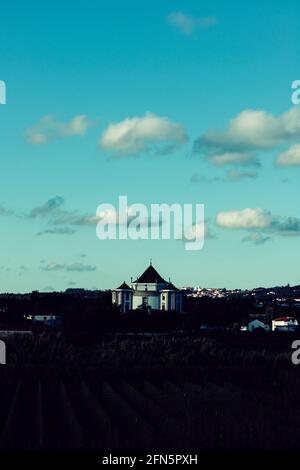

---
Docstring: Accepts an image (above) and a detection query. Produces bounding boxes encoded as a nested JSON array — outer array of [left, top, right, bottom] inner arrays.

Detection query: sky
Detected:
[[1, 0, 300, 292]]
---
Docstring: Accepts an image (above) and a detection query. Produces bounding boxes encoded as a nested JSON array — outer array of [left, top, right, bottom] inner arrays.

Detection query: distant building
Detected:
[[244, 319, 270, 332], [112, 282, 133, 314], [112, 263, 182, 313], [0, 325, 33, 337], [272, 317, 298, 332], [26, 314, 61, 327]]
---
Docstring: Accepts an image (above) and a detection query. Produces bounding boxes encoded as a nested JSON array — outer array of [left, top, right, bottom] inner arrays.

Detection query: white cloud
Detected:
[[190, 174, 221, 184], [41, 262, 96, 272], [221, 109, 282, 149], [242, 233, 271, 245], [41, 262, 64, 272], [65, 263, 96, 272], [194, 107, 300, 166], [216, 207, 300, 240], [36, 227, 76, 236], [226, 169, 258, 181], [209, 151, 258, 167], [167, 11, 217, 36], [199, 108, 300, 151], [26, 115, 93, 145], [190, 169, 258, 184], [216, 208, 272, 229], [276, 143, 300, 166], [100, 112, 187, 155]]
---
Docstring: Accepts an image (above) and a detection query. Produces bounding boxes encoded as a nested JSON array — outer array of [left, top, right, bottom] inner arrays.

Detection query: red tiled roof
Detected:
[[273, 317, 297, 322]]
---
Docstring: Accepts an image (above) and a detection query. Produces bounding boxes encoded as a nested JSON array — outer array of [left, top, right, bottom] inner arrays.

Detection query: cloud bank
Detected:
[[216, 207, 300, 243], [194, 107, 300, 167]]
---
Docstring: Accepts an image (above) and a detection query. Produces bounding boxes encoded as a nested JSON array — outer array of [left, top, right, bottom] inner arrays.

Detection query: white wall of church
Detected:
[[160, 291, 182, 312], [131, 282, 168, 292]]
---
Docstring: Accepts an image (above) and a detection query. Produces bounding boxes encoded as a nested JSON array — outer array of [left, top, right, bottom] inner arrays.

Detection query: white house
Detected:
[[272, 316, 298, 332], [0, 326, 33, 337], [26, 314, 60, 327], [112, 263, 183, 313]]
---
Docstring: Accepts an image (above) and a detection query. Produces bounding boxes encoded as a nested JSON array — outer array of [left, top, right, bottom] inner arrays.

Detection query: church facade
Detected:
[[112, 263, 182, 313]]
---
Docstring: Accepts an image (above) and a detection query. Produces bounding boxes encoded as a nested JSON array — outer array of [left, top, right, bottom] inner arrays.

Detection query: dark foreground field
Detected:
[[0, 332, 299, 451]]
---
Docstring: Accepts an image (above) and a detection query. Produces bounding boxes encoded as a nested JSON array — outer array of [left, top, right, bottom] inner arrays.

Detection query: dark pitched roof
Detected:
[[116, 282, 132, 290], [133, 265, 166, 284], [163, 282, 179, 291]]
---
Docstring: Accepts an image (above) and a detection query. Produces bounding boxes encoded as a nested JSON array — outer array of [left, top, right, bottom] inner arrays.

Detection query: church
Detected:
[[112, 262, 183, 313]]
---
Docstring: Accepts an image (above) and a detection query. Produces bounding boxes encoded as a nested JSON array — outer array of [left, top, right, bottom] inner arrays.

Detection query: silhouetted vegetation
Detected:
[[0, 292, 299, 451], [0, 333, 298, 450], [0, 291, 255, 334]]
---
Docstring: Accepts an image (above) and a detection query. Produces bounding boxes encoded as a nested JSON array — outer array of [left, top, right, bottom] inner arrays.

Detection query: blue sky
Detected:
[[1, 0, 300, 292]]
